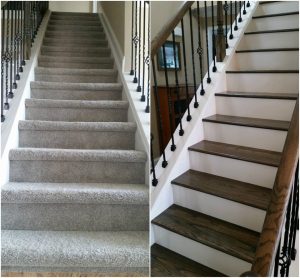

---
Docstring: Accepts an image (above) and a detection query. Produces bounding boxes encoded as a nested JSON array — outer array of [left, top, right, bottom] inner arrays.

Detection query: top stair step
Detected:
[[172, 169, 272, 210], [152, 204, 260, 263], [151, 244, 226, 277], [188, 140, 281, 167]]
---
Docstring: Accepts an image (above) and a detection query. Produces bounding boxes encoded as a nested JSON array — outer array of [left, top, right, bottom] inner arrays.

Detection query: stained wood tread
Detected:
[[172, 169, 272, 210], [253, 11, 298, 18], [236, 48, 299, 53], [245, 28, 299, 35], [215, 91, 298, 100], [151, 243, 226, 277], [152, 204, 260, 263], [226, 70, 299, 73], [188, 140, 281, 167], [203, 114, 290, 131]]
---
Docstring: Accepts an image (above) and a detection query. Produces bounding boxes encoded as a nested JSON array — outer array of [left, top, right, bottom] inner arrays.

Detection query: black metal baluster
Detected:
[[137, 0, 142, 92], [234, 1, 238, 31], [16, 2, 21, 80], [224, 2, 229, 48], [130, 1, 134, 75], [162, 44, 176, 151], [21, 1, 26, 66], [152, 58, 167, 167], [171, 30, 184, 136], [189, 7, 198, 108], [150, 134, 158, 186], [4, 2, 11, 110], [229, 1, 233, 39], [243, 1, 247, 14], [1, 6, 6, 121], [141, 1, 146, 101], [18, 1, 23, 74], [204, 2, 211, 84], [9, 1, 14, 99], [239, 1, 243, 22], [181, 19, 191, 122], [211, 1, 217, 72], [145, 2, 150, 113], [133, 1, 138, 83], [196, 2, 205, 95], [247, 1, 251, 7]]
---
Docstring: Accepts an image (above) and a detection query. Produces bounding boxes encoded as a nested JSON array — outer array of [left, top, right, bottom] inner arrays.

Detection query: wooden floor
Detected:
[[2, 272, 147, 277]]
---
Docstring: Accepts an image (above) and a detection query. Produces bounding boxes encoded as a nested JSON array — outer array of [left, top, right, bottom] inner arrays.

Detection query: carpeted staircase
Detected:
[[2, 11, 149, 276]]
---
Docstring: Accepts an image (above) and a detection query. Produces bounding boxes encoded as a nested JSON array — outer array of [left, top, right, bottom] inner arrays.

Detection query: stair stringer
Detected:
[[151, 0, 258, 244]]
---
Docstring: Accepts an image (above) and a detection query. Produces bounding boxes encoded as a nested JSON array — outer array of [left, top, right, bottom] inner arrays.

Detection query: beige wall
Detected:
[[49, 1, 92, 13]]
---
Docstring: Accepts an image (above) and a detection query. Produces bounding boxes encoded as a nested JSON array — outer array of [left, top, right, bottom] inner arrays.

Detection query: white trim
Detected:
[[1, 11, 51, 186]]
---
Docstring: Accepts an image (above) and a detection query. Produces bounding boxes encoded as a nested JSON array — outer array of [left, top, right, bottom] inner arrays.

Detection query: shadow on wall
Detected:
[[49, 1, 93, 13]]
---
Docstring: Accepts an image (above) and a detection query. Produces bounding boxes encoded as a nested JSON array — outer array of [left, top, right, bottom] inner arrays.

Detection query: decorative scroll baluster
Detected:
[[234, 1, 238, 30], [137, 0, 142, 92], [243, 1, 247, 14], [22, 1, 26, 66], [204, 2, 211, 84], [172, 30, 184, 136], [229, 1, 233, 39], [1, 6, 6, 122], [239, 1, 243, 22], [211, 2, 217, 72], [152, 58, 167, 167], [162, 44, 176, 151], [189, 7, 198, 108], [247, 1, 251, 8], [130, 2, 134, 75], [274, 238, 281, 277], [133, 1, 138, 83], [145, 2, 150, 113], [9, 2, 14, 97], [224, 1, 229, 48], [196, 2, 205, 95], [180, 19, 191, 122], [151, 134, 158, 186]]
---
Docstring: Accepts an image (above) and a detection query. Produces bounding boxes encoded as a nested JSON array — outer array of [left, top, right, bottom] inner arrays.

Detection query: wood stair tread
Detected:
[[215, 91, 298, 100], [252, 11, 298, 18], [172, 169, 272, 210], [188, 140, 281, 167], [151, 243, 226, 277], [152, 204, 260, 263], [236, 48, 299, 53], [244, 28, 299, 35], [203, 114, 290, 131], [226, 70, 299, 73]]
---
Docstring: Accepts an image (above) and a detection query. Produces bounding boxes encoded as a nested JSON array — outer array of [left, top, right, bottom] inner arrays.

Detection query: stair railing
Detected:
[[1, 1, 48, 123], [129, 0, 150, 113], [241, 100, 299, 277], [150, 1, 250, 186]]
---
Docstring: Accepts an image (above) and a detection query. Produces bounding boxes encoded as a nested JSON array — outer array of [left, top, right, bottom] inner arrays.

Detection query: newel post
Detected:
[[215, 2, 226, 62]]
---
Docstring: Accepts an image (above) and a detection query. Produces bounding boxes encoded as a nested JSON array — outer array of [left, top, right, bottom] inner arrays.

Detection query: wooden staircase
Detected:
[[151, 1, 299, 276]]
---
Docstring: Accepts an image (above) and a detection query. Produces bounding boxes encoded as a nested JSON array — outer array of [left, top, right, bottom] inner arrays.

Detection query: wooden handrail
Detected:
[[151, 1, 194, 58], [250, 99, 299, 276]]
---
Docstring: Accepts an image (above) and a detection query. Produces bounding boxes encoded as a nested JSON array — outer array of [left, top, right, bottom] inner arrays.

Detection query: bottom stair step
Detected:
[[151, 244, 225, 277], [2, 230, 149, 275]]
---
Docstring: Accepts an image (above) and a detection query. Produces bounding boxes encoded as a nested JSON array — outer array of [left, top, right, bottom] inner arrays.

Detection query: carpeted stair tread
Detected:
[[48, 19, 102, 26], [38, 55, 113, 66], [2, 230, 149, 268], [47, 25, 103, 32], [19, 120, 136, 132], [35, 67, 117, 76], [41, 45, 110, 53], [45, 30, 105, 37], [25, 99, 128, 109], [9, 148, 147, 163], [42, 38, 108, 47], [2, 182, 148, 205]]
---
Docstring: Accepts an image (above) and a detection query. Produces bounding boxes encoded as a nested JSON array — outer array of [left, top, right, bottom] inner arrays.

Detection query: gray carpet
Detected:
[[1, 11, 149, 276]]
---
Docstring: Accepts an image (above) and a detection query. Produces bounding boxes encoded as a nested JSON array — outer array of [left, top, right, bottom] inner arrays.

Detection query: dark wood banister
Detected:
[[242, 99, 299, 276], [151, 1, 194, 58]]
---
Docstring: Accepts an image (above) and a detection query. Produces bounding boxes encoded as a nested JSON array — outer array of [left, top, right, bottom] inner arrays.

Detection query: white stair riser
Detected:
[[215, 97, 295, 121], [254, 2, 299, 16], [189, 151, 277, 188], [237, 32, 299, 50], [203, 122, 287, 152], [153, 225, 251, 276], [226, 73, 298, 94], [230, 51, 299, 70], [173, 185, 265, 232], [246, 14, 299, 32]]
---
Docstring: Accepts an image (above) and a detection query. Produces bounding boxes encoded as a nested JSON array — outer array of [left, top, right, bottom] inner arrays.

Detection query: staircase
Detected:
[[151, 1, 299, 276], [2, 12, 149, 276]]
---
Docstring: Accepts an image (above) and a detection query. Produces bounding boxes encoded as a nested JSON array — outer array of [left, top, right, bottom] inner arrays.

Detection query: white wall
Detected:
[[49, 1, 92, 13]]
